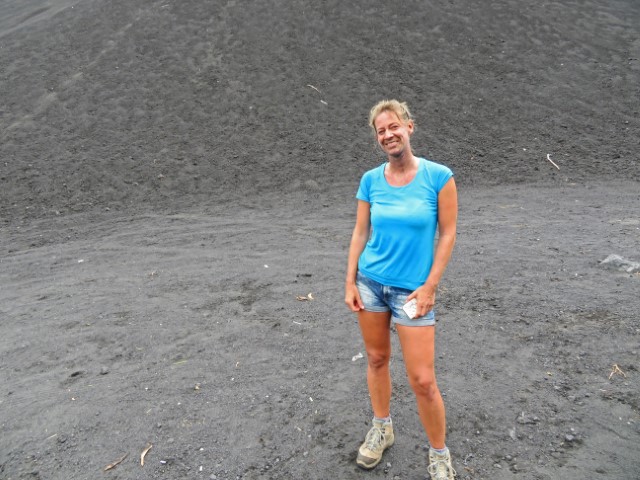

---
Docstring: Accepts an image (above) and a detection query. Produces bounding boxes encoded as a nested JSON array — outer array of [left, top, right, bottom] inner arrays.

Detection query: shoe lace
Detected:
[[428, 457, 456, 480], [364, 426, 385, 452]]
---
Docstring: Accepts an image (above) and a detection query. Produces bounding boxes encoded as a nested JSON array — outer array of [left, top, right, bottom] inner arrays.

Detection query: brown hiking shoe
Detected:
[[356, 419, 394, 470], [428, 448, 456, 479]]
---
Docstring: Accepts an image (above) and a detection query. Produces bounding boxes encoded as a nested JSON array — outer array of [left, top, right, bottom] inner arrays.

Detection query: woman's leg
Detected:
[[358, 310, 392, 417], [396, 324, 446, 449]]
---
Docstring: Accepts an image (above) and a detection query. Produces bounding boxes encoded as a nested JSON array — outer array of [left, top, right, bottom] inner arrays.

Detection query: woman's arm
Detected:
[[407, 177, 458, 317], [344, 200, 371, 312]]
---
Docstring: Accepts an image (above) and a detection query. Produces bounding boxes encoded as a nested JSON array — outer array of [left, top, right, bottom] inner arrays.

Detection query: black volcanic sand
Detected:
[[1, 1, 639, 479]]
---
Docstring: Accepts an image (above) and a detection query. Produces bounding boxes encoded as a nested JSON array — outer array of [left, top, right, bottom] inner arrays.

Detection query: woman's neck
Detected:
[[387, 152, 417, 172], [384, 155, 419, 187]]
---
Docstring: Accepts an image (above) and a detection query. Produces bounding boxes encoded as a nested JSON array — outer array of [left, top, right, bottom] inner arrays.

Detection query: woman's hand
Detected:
[[406, 283, 436, 318], [345, 282, 364, 312]]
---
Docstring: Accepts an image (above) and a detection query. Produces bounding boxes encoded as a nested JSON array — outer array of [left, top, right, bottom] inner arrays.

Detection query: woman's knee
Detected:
[[409, 373, 439, 399], [367, 350, 390, 370]]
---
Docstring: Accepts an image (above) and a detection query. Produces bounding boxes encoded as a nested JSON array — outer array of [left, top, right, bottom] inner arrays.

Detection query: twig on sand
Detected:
[[140, 444, 153, 466], [546, 154, 560, 170], [104, 453, 128, 471], [307, 85, 328, 105], [609, 364, 626, 380]]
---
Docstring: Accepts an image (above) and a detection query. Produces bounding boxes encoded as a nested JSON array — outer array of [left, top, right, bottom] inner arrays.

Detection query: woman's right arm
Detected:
[[345, 200, 371, 312]]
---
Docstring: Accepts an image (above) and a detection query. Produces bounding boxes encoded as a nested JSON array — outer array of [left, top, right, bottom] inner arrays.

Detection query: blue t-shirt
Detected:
[[356, 157, 453, 291]]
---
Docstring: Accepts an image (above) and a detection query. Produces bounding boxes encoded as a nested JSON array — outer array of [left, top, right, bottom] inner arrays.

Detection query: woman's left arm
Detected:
[[407, 177, 458, 317]]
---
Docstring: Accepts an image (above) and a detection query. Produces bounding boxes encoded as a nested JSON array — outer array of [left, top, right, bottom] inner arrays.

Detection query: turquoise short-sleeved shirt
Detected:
[[356, 157, 453, 291]]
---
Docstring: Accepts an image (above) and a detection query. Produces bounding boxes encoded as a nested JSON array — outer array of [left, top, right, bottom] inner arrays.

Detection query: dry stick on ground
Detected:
[[104, 453, 128, 471], [609, 364, 627, 380], [546, 154, 560, 170], [140, 444, 153, 466], [306, 85, 327, 105]]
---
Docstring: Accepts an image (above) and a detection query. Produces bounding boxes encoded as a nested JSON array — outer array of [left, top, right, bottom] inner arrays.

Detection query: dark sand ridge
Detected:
[[1, 0, 639, 479]]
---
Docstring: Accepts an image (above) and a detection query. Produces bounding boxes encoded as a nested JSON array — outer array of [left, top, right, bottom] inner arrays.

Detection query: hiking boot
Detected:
[[356, 419, 394, 469], [428, 448, 456, 480]]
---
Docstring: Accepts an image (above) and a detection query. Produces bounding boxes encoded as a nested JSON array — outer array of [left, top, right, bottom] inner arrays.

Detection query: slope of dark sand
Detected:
[[1, 0, 639, 220], [1, 0, 639, 479]]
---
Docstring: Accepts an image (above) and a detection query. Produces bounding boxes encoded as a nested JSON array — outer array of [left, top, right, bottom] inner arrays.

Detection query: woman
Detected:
[[345, 100, 458, 479]]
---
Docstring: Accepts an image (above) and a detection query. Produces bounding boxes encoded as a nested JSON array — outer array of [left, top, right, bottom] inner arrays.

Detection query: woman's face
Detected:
[[373, 110, 414, 158]]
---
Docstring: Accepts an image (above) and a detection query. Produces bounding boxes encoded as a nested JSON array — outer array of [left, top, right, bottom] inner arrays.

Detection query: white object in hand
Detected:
[[402, 298, 417, 319]]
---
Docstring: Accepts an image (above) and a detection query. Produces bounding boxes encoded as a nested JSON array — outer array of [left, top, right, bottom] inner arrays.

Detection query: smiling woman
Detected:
[[345, 99, 458, 479], [370, 100, 414, 159]]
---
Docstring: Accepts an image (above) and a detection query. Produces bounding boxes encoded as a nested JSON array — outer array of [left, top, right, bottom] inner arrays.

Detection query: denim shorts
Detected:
[[356, 271, 435, 327]]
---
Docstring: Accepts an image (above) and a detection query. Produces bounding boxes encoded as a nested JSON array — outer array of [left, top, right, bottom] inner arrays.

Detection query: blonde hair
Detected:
[[368, 99, 414, 134]]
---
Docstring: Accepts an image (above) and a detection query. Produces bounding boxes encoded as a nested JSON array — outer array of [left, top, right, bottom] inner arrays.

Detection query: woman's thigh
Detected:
[[396, 324, 436, 379], [358, 310, 392, 359]]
